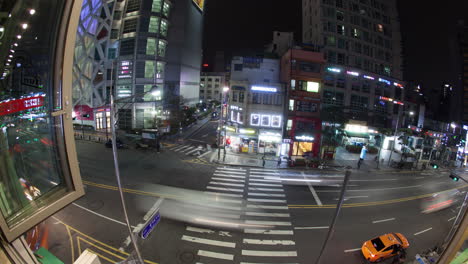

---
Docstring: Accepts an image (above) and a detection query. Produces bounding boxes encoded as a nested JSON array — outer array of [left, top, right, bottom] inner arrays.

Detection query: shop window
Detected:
[[271, 116, 282, 128], [261, 115, 271, 126], [251, 114, 260, 126], [262, 94, 271, 105], [296, 101, 318, 112], [234, 64, 243, 71], [299, 61, 321, 73], [292, 142, 314, 157], [239, 92, 245, 103]]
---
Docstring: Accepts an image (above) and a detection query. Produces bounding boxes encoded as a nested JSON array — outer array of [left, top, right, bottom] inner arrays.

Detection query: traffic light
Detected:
[[430, 162, 438, 169], [450, 174, 459, 181]]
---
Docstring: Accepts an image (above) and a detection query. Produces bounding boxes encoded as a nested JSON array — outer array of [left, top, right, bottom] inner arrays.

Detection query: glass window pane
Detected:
[[146, 38, 157, 55], [158, 40, 167, 57], [163, 2, 171, 17], [151, 0, 163, 12], [149, 16, 160, 33], [145, 61, 155, 79], [160, 20, 168, 37]]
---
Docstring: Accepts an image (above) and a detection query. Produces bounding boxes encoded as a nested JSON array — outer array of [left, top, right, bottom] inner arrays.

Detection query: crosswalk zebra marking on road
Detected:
[[245, 212, 290, 217], [197, 250, 234, 261], [212, 177, 245, 183], [247, 198, 286, 203], [206, 186, 244, 193], [247, 192, 285, 197], [243, 239, 296, 245], [209, 181, 245, 187], [241, 250, 297, 257], [244, 229, 294, 235]]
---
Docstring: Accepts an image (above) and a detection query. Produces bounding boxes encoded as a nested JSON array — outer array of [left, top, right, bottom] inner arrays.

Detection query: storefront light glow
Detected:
[[327, 67, 341, 73], [251, 86, 277, 92], [363, 75, 375, 80], [345, 124, 368, 133], [239, 128, 255, 134], [295, 135, 315, 141], [346, 71, 359, 76]]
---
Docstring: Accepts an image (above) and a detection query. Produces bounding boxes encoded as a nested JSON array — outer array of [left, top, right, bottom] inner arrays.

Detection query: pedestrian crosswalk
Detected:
[[179, 166, 300, 264], [167, 143, 212, 157]]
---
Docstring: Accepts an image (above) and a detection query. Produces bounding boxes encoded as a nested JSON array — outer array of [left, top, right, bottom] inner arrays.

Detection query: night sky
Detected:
[[202, 0, 468, 94]]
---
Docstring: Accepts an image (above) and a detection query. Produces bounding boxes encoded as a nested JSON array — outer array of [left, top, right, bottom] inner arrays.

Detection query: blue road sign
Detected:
[[140, 211, 161, 239]]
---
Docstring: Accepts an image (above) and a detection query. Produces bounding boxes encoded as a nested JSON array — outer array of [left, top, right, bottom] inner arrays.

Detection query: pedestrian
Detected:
[[262, 156, 266, 167], [223, 148, 226, 162], [277, 157, 282, 167], [358, 144, 368, 169]]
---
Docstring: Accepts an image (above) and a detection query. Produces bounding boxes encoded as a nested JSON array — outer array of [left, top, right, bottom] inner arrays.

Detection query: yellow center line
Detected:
[[66, 225, 74, 263]]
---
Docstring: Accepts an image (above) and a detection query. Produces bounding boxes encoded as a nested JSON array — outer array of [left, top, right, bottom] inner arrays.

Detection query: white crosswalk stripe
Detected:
[[180, 167, 301, 263], [169, 144, 211, 156]]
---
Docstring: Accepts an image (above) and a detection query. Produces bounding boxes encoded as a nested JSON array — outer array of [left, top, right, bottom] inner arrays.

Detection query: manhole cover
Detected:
[[179, 251, 196, 263]]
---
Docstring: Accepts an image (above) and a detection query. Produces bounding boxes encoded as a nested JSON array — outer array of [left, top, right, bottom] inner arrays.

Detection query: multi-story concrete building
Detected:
[[200, 72, 226, 102], [225, 56, 285, 156], [73, 0, 203, 130], [265, 31, 295, 57], [302, 0, 405, 128], [281, 49, 325, 159]]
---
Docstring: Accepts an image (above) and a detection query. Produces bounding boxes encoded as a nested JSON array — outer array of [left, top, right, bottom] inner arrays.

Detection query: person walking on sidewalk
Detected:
[[262, 156, 266, 167], [277, 157, 282, 167], [357, 144, 368, 169]]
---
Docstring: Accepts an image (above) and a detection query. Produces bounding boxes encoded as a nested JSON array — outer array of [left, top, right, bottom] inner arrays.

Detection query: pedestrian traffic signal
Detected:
[[450, 174, 459, 181]]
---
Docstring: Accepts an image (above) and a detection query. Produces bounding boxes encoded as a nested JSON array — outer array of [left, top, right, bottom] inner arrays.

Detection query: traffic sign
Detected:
[[140, 210, 161, 239]]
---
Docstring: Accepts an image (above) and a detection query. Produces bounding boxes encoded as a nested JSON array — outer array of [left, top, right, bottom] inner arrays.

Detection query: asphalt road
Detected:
[[44, 137, 467, 264]]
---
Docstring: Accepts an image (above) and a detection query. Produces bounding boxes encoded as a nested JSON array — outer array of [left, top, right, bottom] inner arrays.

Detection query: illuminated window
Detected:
[[156, 61, 164, 78], [337, 24, 345, 35], [122, 18, 137, 34], [271, 116, 281, 127], [289, 99, 295, 111], [307, 82, 319, 92], [251, 114, 260, 126], [377, 24, 384, 32], [291, 79, 296, 90], [158, 40, 166, 57], [149, 16, 160, 33], [146, 38, 156, 55], [287, 119, 293, 131], [151, 0, 162, 12], [160, 20, 168, 37], [163, 2, 170, 17], [261, 115, 271, 126], [145, 61, 155, 78]]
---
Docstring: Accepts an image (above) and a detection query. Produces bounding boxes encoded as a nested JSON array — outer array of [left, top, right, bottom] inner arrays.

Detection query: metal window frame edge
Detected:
[[0, 0, 85, 243], [437, 210, 468, 263]]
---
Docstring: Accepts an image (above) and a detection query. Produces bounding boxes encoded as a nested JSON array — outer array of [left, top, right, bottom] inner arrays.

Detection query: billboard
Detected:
[[192, 0, 204, 11]]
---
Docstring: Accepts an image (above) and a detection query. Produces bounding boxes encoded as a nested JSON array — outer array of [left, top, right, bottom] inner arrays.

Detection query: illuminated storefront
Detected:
[[258, 130, 282, 155], [291, 135, 315, 157]]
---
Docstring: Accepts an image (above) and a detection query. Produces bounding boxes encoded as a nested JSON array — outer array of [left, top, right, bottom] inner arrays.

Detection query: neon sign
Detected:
[[295, 135, 315, 141], [251, 86, 277, 92], [327, 67, 341, 73], [346, 71, 359, 76], [0, 96, 44, 116], [363, 75, 375, 80]]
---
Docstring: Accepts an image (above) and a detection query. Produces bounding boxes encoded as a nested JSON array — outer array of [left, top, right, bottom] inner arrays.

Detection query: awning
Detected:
[[344, 131, 369, 138]]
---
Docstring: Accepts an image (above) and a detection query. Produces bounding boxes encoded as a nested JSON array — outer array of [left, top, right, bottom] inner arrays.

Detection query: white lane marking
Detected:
[[448, 217, 456, 222], [72, 203, 135, 227], [414, 227, 433, 236], [244, 229, 293, 235], [247, 204, 289, 210], [249, 182, 283, 187], [344, 248, 361, 253], [220, 167, 246, 171], [213, 173, 246, 179], [250, 168, 279, 172], [209, 181, 245, 187], [249, 178, 281, 183], [334, 196, 369, 201], [247, 198, 286, 203], [316, 185, 423, 192], [248, 187, 284, 192], [215, 170, 246, 175], [294, 226, 329, 230], [186, 147, 202, 155], [198, 250, 234, 260], [250, 172, 280, 176], [211, 198, 242, 204], [242, 250, 297, 257], [245, 212, 290, 218], [206, 186, 244, 193], [248, 192, 285, 197], [205, 211, 241, 219], [302, 172, 322, 206], [183, 235, 236, 248], [186, 226, 214, 234], [243, 239, 295, 245], [212, 177, 245, 183], [171, 145, 187, 151], [372, 218, 396, 224], [245, 220, 291, 226], [175, 146, 193, 152], [204, 191, 243, 198], [198, 150, 212, 158]]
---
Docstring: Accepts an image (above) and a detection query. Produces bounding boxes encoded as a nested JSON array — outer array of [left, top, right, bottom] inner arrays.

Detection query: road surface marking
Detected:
[[249, 187, 284, 192], [242, 250, 297, 257], [220, 167, 246, 171], [316, 185, 423, 192], [171, 145, 187, 151], [415, 177, 425, 179], [372, 218, 396, 224], [250, 168, 279, 172], [244, 229, 293, 235], [209, 181, 245, 187], [414, 227, 433, 236], [175, 146, 193, 152], [182, 235, 236, 248], [186, 147, 202, 155], [243, 239, 295, 245], [448, 217, 456, 222], [294, 226, 329, 230], [248, 192, 285, 197], [245, 212, 290, 217], [247, 198, 286, 203], [250, 172, 280, 176], [72, 203, 134, 227], [198, 150, 212, 158], [246, 205, 289, 210], [186, 226, 215, 234], [350, 179, 398, 182], [215, 170, 246, 175], [334, 196, 369, 201], [209, 197, 242, 204], [212, 177, 245, 183], [244, 220, 291, 226], [188, 139, 207, 143], [206, 186, 244, 193], [177, 146, 195, 152], [344, 248, 361, 253], [205, 211, 241, 219], [213, 173, 246, 179], [249, 178, 281, 183], [201, 134, 208, 138], [249, 182, 283, 187], [204, 191, 243, 198], [198, 250, 234, 260], [302, 172, 322, 206]]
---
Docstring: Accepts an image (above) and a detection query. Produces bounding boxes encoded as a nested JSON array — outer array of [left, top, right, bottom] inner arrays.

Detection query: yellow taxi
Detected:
[[361, 233, 409, 262]]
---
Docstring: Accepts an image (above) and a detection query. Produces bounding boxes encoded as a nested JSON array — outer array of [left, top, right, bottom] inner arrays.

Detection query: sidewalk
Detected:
[[208, 149, 288, 169], [332, 146, 404, 171]]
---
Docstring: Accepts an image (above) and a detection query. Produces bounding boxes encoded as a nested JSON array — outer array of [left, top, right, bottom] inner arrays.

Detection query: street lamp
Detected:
[[451, 123, 457, 134], [217, 86, 229, 160]]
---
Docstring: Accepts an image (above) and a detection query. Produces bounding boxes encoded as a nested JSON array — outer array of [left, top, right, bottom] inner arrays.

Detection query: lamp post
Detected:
[[451, 123, 457, 134], [388, 110, 414, 166], [218, 86, 229, 160]]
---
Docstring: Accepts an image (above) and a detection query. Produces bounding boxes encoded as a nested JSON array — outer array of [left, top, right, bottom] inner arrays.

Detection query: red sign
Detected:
[[0, 96, 45, 116]]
